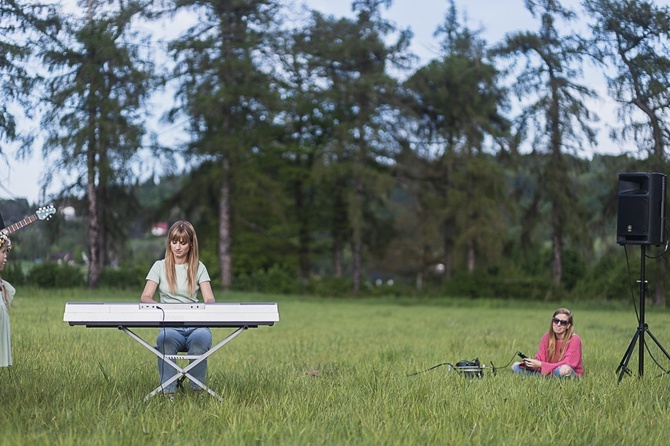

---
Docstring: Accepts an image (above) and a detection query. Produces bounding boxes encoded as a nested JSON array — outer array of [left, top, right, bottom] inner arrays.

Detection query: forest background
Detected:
[[1, 0, 670, 304]]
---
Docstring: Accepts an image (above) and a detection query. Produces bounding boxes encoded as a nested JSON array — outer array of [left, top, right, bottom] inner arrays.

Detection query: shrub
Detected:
[[233, 265, 301, 294], [442, 272, 556, 300], [561, 249, 586, 291], [233, 267, 359, 297], [2, 261, 26, 286], [306, 276, 353, 297], [29, 262, 86, 288], [98, 266, 147, 289], [572, 253, 631, 300]]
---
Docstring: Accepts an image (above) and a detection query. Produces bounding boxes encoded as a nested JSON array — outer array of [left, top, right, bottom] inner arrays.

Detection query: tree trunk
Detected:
[[551, 221, 562, 286], [332, 238, 343, 278], [549, 73, 563, 287], [295, 179, 310, 282], [219, 155, 232, 290], [654, 261, 666, 307], [443, 224, 454, 280], [87, 149, 101, 289], [351, 179, 364, 294], [467, 239, 475, 273], [331, 188, 347, 278], [417, 241, 431, 292], [352, 237, 361, 293]]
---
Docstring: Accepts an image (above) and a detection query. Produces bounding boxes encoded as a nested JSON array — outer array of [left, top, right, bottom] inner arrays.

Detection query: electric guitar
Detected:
[[0, 205, 57, 235]]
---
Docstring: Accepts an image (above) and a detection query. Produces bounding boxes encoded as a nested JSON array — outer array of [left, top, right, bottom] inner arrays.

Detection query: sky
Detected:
[[0, 0, 624, 203]]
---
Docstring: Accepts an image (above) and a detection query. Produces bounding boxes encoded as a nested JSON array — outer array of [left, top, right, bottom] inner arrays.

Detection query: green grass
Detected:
[[2, 289, 670, 445]]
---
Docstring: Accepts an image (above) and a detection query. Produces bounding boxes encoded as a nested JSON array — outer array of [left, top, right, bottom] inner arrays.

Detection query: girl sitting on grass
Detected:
[[512, 307, 583, 378]]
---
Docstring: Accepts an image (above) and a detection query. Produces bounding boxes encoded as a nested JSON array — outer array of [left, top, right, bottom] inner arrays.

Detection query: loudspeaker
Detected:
[[617, 172, 667, 245]]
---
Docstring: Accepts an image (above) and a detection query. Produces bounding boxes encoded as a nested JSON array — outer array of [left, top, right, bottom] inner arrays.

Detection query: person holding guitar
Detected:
[[0, 205, 55, 368], [0, 233, 16, 367]]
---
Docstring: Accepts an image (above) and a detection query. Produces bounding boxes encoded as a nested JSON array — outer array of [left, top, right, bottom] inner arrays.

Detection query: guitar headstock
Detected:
[[36, 205, 57, 221]]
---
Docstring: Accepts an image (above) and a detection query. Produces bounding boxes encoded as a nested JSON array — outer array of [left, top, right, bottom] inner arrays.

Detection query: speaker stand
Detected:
[[616, 244, 670, 383]]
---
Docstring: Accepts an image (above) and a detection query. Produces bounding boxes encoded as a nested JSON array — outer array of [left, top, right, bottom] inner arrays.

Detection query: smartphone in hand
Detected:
[[517, 351, 528, 359]]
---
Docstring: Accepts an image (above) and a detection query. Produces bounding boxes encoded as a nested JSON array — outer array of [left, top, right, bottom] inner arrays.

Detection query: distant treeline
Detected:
[[2, 1, 670, 303]]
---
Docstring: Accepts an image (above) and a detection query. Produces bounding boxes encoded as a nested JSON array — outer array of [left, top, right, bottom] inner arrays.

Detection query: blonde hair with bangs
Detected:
[[164, 221, 200, 296]]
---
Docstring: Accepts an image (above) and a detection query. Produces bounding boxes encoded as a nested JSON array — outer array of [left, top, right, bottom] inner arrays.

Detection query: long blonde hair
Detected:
[[0, 234, 12, 308], [547, 307, 574, 361], [164, 221, 200, 296]]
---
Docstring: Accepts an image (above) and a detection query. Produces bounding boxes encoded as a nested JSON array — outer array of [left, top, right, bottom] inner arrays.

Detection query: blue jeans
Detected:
[[156, 327, 212, 393], [512, 362, 577, 378]]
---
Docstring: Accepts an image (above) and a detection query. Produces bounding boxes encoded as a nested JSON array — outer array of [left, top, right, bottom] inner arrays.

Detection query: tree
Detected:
[[585, 0, 670, 305], [167, 0, 279, 290], [0, 2, 54, 158], [299, 0, 412, 292], [401, 0, 509, 281], [261, 13, 342, 283], [31, 0, 158, 287], [493, 0, 598, 286], [585, 0, 670, 164]]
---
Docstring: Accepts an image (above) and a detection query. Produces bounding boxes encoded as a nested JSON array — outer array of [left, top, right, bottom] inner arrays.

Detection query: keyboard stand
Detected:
[[119, 326, 249, 401]]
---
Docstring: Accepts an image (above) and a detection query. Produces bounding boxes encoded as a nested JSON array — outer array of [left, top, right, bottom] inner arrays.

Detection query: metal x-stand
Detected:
[[616, 244, 670, 383]]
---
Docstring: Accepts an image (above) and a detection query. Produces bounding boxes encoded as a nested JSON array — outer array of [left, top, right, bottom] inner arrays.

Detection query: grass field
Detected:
[[2, 288, 670, 445]]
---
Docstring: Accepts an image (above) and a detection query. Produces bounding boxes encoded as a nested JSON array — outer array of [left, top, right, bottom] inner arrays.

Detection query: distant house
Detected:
[[151, 222, 168, 236], [61, 206, 76, 221], [50, 251, 75, 265]]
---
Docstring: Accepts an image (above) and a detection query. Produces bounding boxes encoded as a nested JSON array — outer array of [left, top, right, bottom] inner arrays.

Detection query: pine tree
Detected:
[[31, 0, 157, 287], [166, 0, 279, 289], [493, 0, 598, 286]]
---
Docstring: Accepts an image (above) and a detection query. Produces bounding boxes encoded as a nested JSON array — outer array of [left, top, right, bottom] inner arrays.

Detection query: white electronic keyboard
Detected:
[[63, 302, 279, 328], [63, 301, 280, 401]]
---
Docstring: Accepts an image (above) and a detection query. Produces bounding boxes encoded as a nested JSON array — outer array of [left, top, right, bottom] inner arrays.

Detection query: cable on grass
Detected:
[[407, 357, 501, 379]]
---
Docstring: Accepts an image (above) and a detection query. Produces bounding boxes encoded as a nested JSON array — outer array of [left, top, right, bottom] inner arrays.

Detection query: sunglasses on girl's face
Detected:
[[552, 317, 570, 327]]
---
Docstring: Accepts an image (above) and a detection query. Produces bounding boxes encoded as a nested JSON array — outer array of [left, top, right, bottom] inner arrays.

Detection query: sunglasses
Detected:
[[552, 317, 570, 327]]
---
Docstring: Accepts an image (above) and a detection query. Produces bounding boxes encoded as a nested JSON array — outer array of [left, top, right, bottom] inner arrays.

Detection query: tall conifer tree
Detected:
[[586, 0, 670, 305], [167, 0, 279, 289], [30, 0, 157, 287], [494, 0, 598, 286]]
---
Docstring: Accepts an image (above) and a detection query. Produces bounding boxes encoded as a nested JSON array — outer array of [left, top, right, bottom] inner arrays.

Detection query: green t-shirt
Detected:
[[146, 260, 211, 303]]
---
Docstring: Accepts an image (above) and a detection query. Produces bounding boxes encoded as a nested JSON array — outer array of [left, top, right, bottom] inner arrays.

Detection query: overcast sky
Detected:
[[0, 0, 636, 203]]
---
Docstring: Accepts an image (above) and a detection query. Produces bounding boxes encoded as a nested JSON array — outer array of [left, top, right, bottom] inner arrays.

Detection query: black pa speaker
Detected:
[[616, 172, 667, 245]]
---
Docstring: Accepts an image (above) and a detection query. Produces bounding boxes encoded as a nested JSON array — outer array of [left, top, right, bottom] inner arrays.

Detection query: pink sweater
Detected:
[[535, 332, 584, 377]]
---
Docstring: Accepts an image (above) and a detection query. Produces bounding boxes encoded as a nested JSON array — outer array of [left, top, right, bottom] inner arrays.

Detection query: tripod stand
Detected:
[[616, 244, 670, 383]]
